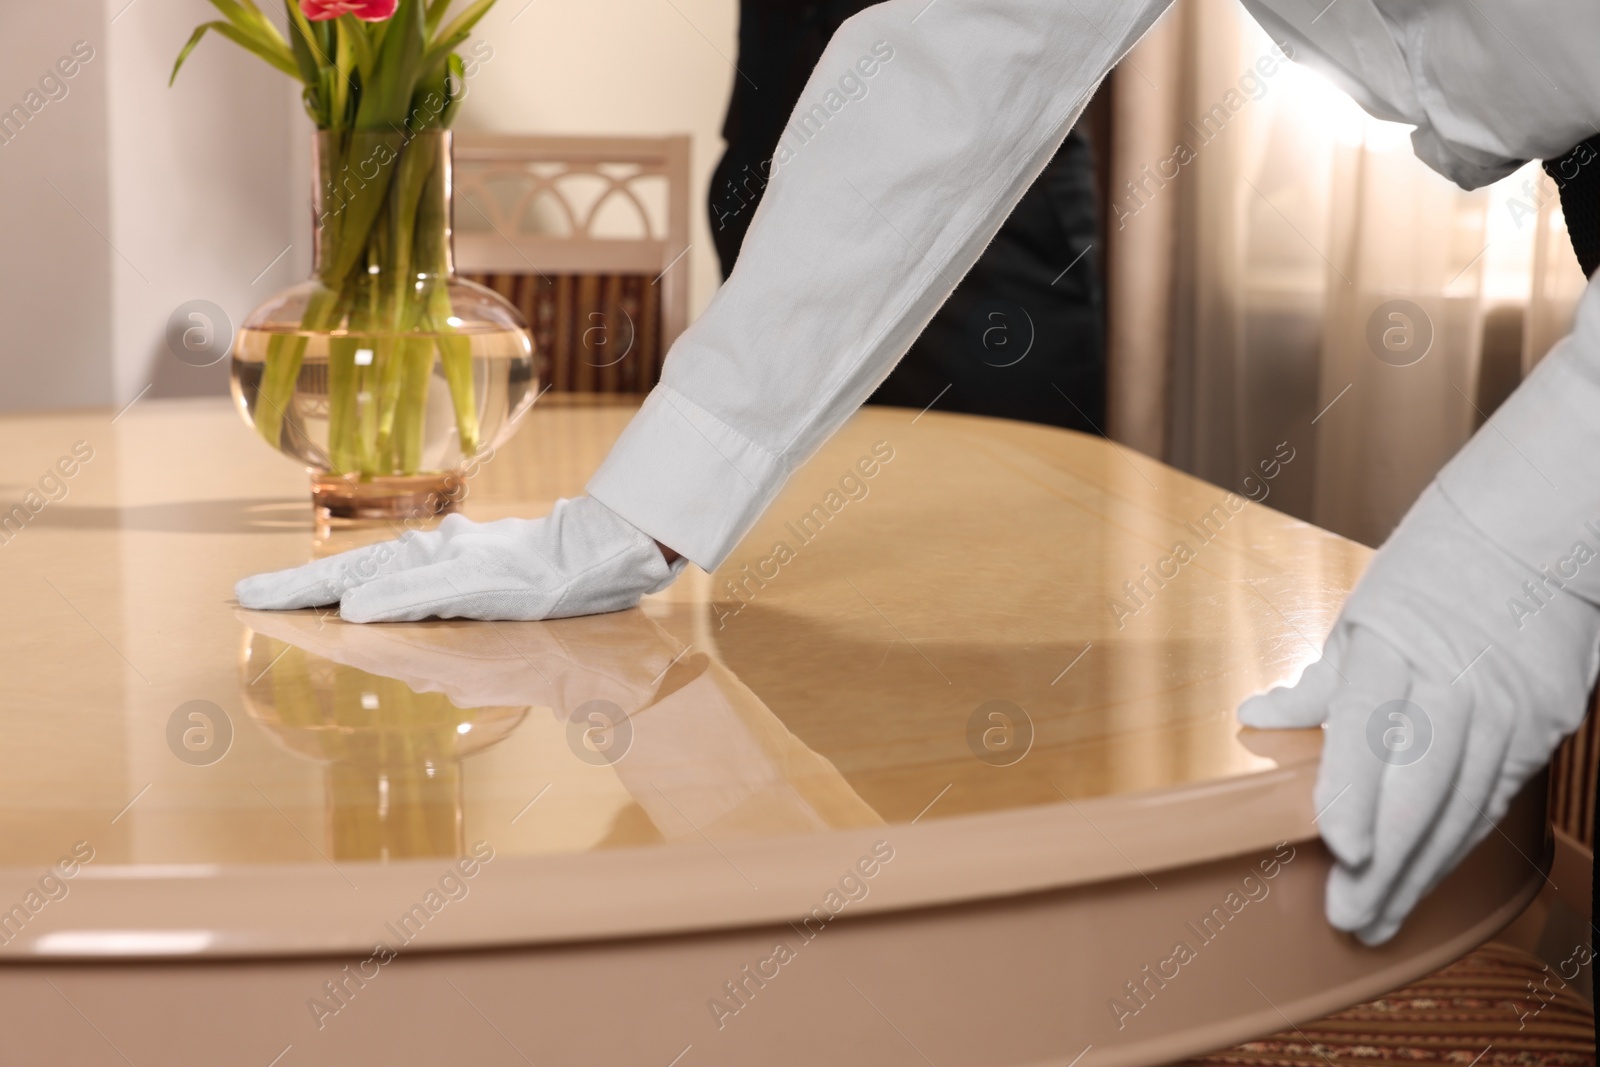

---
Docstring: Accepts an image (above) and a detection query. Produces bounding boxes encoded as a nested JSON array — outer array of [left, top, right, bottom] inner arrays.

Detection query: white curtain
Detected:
[[1106, 0, 1588, 547]]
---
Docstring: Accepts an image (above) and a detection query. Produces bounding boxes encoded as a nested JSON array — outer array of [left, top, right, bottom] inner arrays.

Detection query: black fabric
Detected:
[[1544, 135, 1600, 279], [710, 0, 1105, 433], [1562, 132, 1598, 1015]]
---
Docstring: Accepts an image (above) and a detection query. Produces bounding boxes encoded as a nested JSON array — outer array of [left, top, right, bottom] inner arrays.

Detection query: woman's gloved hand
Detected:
[[1241, 484, 1600, 944], [1239, 279, 1600, 945], [235, 496, 686, 623]]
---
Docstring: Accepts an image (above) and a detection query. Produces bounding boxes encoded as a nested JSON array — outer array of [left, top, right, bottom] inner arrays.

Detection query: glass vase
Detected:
[[231, 129, 536, 520]]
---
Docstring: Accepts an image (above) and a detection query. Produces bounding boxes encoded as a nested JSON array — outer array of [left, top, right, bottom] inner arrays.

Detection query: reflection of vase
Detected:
[[230, 129, 537, 520], [239, 629, 527, 862]]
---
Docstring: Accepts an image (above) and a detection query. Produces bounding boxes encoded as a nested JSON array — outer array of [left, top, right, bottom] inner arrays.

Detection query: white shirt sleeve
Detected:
[[588, 0, 1173, 570]]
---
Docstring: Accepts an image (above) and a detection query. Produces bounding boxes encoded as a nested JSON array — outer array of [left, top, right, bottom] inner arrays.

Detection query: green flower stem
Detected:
[[432, 292, 478, 457], [415, 137, 478, 458], [393, 336, 436, 474], [386, 131, 436, 314], [371, 135, 437, 467], [254, 283, 341, 450], [371, 334, 405, 469], [326, 330, 361, 475], [357, 352, 380, 476], [320, 132, 404, 291]]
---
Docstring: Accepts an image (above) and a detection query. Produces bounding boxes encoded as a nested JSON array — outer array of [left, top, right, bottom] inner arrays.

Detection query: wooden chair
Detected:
[[1549, 701, 1598, 895], [451, 132, 691, 395]]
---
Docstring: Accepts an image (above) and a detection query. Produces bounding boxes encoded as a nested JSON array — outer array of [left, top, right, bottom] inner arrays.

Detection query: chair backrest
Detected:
[[1551, 700, 1599, 851], [1546, 694, 1596, 927], [452, 132, 691, 394]]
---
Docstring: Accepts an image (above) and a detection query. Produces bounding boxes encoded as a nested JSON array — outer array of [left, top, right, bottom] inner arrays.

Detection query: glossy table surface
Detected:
[[0, 394, 1380, 959], [1, 396, 1557, 1067]]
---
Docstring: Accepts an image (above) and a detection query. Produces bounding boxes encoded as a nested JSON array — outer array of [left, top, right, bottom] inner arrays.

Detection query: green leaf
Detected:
[[355, 0, 427, 129], [170, 20, 300, 86], [300, 81, 328, 127], [422, 0, 495, 66], [336, 19, 376, 115], [285, 2, 343, 124], [284, 0, 327, 83], [338, 14, 376, 77], [433, 0, 496, 45], [320, 65, 347, 127], [171, 23, 213, 85], [437, 51, 467, 128], [364, 13, 390, 62], [208, 0, 290, 50], [313, 14, 337, 60], [425, 0, 455, 38], [402, 47, 451, 134]]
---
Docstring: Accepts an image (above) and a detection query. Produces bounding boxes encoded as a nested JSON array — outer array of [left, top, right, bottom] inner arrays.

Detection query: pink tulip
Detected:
[[300, 0, 398, 21]]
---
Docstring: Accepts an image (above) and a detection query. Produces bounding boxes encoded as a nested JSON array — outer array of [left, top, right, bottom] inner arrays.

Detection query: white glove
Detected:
[[1240, 279, 1600, 944], [235, 496, 685, 623]]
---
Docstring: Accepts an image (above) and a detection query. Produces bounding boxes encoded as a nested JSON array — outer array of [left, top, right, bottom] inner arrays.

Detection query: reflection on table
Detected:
[[238, 607, 881, 862]]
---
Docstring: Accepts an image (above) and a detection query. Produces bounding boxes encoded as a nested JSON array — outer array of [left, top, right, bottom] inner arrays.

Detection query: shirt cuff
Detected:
[[587, 385, 787, 572]]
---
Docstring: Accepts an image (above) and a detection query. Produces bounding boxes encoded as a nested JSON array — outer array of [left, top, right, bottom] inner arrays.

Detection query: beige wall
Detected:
[[0, 1, 114, 412], [461, 0, 738, 320], [0, 0, 303, 412], [105, 0, 303, 407]]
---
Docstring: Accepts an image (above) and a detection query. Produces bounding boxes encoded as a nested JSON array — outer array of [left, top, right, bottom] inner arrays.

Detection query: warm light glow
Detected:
[[1480, 161, 1546, 304], [1278, 60, 1409, 151], [35, 931, 216, 956]]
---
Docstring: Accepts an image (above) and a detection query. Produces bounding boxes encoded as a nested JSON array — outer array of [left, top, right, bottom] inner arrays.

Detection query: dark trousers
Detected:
[[710, 0, 1106, 433]]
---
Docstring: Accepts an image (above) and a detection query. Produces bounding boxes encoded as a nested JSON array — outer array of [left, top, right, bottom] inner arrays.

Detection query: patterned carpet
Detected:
[[1178, 943, 1595, 1067]]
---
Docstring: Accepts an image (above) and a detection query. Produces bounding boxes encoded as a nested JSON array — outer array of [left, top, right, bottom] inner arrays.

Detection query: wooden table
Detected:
[[0, 396, 1545, 1066]]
